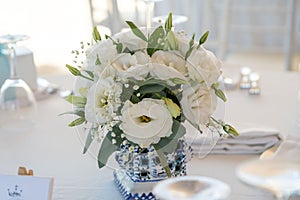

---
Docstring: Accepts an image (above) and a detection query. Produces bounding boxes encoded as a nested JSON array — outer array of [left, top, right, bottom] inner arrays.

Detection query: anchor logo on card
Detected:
[[7, 185, 23, 200]]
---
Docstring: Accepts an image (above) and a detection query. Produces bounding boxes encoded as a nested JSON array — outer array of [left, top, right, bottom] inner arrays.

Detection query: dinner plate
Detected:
[[153, 176, 230, 200]]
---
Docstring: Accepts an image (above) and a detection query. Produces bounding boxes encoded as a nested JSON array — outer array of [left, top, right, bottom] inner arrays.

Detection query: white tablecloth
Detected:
[[0, 68, 299, 200]]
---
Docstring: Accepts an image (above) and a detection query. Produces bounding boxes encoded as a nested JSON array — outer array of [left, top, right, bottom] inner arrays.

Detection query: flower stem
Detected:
[[153, 144, 172, 178]]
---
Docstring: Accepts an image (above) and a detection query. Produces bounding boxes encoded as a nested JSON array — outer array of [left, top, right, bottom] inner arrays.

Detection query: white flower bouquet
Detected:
[[64, 13, 237, 173]]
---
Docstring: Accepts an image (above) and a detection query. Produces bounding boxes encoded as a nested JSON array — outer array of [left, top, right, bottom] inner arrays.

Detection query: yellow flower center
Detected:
[[139, 115, 151, 123]]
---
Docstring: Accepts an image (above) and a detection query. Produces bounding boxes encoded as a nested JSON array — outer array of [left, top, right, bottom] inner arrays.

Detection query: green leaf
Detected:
[[97, 126, 123, 168], [185, 34, 195, 60], [138, 84, 165, 94], [162, 97, 181, 118], [152, 144, 172, 178], [197, 31, 209, 49], [223, 124, 239, 136], [84, 70, 95, 79], [116, 43, 123, 54], [66, 64, 80, 76], [126, 21, 148, 42], [166, 31, 178, 50], [83, 127, 94, 154], [68, 117, 85, 127], [97, 134, 119, 168], [155, 119, 186, 153], [65, 95, 87, 108], [59, 110, 85, 118], [147, 25, 165, 56], [130, 95, 140, 104], [95, 55, 101, 65], [92, 26, 101, 42], [164, 13, 173, 33]]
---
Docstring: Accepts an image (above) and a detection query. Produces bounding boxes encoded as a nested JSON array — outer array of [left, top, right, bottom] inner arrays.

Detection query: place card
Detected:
[[0, 174, 53, 200]]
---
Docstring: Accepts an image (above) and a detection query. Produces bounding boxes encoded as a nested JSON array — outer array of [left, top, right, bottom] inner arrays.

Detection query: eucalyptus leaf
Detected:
[[83, 127, 94, 154], [84, 70, 95, 79], [138, 84, 165, 94], [152, 145, 172, 177], [97, 134, 119, 169], [147, 25, 165, 56], [68, 117, 85, 127], [126, 21, 148, 42], [154, 119, 186, 153], [65, 95, 87, 108], [59, 110, 85, 118]]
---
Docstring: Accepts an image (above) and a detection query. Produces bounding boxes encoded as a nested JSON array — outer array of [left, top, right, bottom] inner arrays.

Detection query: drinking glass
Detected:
[[143, 0, 164, 30], [0, 34, 37, 134], [237, 141, 300, 200]]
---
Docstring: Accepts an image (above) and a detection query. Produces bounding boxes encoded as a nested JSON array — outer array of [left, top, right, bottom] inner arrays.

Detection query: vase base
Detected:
[[113, 169, 160, 200]]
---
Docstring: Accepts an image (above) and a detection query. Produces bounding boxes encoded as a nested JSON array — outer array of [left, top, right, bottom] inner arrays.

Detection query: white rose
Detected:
[[85, 77, 122, 124], [114, 29, 147, 51], [151, 50, 187, 76], [120, 99, 173, 148], [180, 84, 217, 126], [187, 46, 222, 86]]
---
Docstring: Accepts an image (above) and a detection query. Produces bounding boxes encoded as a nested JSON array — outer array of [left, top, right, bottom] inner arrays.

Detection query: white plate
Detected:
[[153, 176, 230, 200]]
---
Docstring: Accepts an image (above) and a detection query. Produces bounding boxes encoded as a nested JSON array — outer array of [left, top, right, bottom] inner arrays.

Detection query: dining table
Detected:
[[0, 64, 300, 200]]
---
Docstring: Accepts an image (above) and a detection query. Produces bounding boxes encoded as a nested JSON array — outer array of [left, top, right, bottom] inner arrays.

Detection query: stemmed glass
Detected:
[[236, 141, 300, 200], [0, 34, 37, 134], [143, 0, 164, 31]]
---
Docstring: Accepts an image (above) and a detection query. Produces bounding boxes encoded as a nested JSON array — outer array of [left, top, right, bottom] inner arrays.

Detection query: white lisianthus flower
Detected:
[[149, 63, 187, 85], [135, 51, 150, 64], [176, 33, 190, 56], [85, 77, 122, 124], [187, 46, 222, 86], [180, 84, 217, 126], [151, 50, 188, 76], [120, 99, 173, 148], [114, 29, 147, 51], [85, 39, 117, 66], [111, 53, 137, 72], [73, 76, 93, 97]]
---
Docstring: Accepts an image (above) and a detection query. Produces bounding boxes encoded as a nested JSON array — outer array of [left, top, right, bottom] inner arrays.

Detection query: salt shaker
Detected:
[[239, 66, 251, 89], [248, 72, 261, 95]]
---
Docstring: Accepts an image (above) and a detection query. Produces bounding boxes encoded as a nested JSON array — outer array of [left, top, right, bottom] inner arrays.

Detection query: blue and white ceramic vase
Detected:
[[114, 138, 192, 200]]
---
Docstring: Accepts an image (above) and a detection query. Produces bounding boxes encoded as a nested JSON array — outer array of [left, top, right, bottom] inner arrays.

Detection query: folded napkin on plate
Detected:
[[187, 128, 283, 155]]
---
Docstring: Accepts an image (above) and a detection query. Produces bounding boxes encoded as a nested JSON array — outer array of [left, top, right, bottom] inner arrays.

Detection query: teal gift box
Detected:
[[0, 44, 10, 88]]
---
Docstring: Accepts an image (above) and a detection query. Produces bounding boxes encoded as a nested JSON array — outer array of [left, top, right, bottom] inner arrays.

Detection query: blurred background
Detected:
[[0, 0, 299, 75]]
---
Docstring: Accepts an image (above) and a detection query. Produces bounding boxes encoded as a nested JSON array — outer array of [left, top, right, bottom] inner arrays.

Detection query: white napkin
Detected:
[[186, 125, 283, 156]]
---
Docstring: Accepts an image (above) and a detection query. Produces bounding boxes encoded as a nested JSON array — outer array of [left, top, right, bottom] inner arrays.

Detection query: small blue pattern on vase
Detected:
[[115, 139, 191, 182]]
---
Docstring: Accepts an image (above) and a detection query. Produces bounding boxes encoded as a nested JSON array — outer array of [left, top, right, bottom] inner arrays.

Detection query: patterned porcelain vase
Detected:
[[113, 138, 192, 200]]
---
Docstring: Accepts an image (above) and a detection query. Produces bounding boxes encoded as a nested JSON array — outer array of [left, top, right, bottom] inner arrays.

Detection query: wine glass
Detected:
[[0, 34, 37, 134], [143, 0, 164, 31], [236, 141, 300, 200]]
